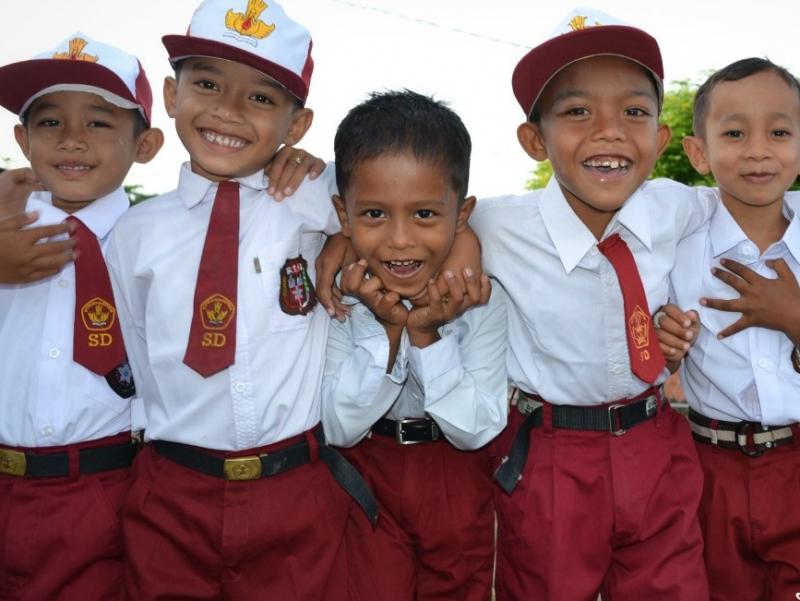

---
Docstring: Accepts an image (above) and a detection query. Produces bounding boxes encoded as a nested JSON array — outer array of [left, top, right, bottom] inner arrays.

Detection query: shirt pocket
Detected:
[[255, 236, 320, 333]]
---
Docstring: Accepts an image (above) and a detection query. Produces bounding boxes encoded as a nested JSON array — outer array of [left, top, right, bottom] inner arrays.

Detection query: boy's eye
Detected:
[[564, 107, 589, 117], [772, 129, 791, 138], [36, 119, 60, 127], [415, 209, 436, 219], [625, 108, 649, 117], [723, 130, 743, 139], [251, 93, 274, 105], [88, 121, 111, 128], [363, 209, 385, 219], [195, 79, 219, 91]]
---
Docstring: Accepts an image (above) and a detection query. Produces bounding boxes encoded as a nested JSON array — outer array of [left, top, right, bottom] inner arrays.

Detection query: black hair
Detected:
[[693, 57, 800, 137], [334, 89, 471, 199]]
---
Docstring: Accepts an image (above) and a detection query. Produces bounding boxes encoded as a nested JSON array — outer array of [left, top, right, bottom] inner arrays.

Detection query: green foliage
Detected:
[[125, 184, 157, 205], [524, 79, 716, 190]]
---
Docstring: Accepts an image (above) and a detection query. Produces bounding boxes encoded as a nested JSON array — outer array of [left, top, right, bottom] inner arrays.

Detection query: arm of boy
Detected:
[[0, 168, 43, 217], [654, 304, 700, 372], [315, 233, 356, 321], [264, 146, 325, 201], [700, 258, 800, 345]]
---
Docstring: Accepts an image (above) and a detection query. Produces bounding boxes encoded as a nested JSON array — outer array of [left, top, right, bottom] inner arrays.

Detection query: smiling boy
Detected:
[[323, 89, 507, 601], [0, 33, 162, 600], [657, 58, 800, 600]]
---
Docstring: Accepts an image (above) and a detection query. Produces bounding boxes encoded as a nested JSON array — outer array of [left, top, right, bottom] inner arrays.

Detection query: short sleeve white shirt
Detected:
[[0, 187, 132, 447], [471, 176, 714, 405], [106, 164, 339, 450]]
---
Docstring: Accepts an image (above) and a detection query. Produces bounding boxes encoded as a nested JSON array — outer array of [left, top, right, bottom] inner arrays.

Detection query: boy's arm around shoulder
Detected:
[[284, 161, 340, 236], [646, 179, 717, 241], [320, 300, 406, 448], [408, 280, 509, 450]]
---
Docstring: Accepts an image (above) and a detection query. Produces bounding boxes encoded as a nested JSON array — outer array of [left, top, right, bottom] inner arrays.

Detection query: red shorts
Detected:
[[122, 430, 350, 600], [696, 431, 800, 601], [342, 434, 495, 601], [494, 403, 708, 601], [0, 432, 133, 601]]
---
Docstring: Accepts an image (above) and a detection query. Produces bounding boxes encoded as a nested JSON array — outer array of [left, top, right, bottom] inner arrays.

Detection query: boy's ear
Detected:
[[134, 128, 165, 165], [682, 136, 711, 175], [283, 108, 314, 147], [655, 123, 672, 158], [14, 124, 30, 159], [331, 194, 351, 237], [163, 77, 178, 118], [517, 122, 548, 161], [455, 196, 476, 233]]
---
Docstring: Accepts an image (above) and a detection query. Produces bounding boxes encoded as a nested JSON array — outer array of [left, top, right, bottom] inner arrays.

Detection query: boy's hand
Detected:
[[316, 233, 357, 321], [0, 212, 75, 283], [433, 226, 482, 297], [265, 146, 325, 201], [700, 258, 800, 343], [654, 304, 699, 366], [0, 167, 43, 217], [340, 259, 408, 328], [406, 268, 491, 348]]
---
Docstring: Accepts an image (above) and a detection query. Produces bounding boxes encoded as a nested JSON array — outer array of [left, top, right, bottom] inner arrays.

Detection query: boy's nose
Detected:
[[387, 222, 414, 249], [212, 93, 245, 123], [592, 111, 625, 141], [57, 125, 88, 152], [745, 134, 772, 160]]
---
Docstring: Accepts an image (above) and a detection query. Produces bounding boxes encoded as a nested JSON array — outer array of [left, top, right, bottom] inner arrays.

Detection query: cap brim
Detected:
[[0, 59, 142, 119], [162, 34, 308, 103], [512, 25, 663, 118]]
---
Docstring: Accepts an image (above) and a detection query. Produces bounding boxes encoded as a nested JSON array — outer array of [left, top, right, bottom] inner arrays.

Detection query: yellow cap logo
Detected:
[[53, 37, 99, 63], [225, 0, 275, 39], [568, 15, 602, 31]]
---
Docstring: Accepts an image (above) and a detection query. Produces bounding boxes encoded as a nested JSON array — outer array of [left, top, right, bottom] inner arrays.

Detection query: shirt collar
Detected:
[[176, 162, 269, 209], [26, 186, 129, 240], [783, 202, 800, 264], [539, 177, 652, 273], [708, 198, 748, 258]]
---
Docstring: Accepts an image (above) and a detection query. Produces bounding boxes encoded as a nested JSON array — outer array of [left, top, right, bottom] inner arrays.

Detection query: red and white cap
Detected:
[[512, 8, 663, 118], [0, 32, 153, 125], [163, 0, 314, 104]]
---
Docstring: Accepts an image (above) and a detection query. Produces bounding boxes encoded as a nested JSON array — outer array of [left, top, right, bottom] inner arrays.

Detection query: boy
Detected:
[[106, 1, 374, 598], [323, 90, 507, 600], [470, 9, 715, 600], [0, 33, 163, 599], [656, 58, 800, 600]]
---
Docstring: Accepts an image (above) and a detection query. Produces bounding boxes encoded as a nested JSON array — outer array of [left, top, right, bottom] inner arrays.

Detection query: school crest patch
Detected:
[[105, 359, 136, 399], [279, 255, 316, 315], [225, 0, 275, 44], [629, 305, 650, 349]]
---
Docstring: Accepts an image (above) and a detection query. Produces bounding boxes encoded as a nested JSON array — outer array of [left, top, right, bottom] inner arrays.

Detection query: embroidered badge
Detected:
[[629, 305, 650, 349], [81, 297, 116, 331], [279, 255, 316, 316], [225, 0, 275, 45], [568, 15, 602, 31], [53, 37, 99, 62], [200, 294, 236, 330], [105, 359, 136, 399]]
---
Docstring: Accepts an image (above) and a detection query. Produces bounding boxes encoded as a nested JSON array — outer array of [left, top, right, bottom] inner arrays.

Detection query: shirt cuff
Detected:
[[408, 331, 460, 386]]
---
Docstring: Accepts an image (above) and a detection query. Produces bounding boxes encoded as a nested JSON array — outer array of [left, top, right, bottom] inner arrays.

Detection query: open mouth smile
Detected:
[[582, 156, 631, 175], [199, 128, 249, 149], [382, 259, 423, 278]]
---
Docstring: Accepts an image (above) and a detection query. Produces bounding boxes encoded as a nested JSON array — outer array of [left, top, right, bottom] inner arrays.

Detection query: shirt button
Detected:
[[740, 245, 755, 258], [41, 426, 54, 436], [233, 382, 246, 393], [757, 358, 769, 368], [48, 348, 61, 358]]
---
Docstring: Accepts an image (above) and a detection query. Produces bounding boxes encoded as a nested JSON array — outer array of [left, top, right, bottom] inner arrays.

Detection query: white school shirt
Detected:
[[670, 188, 800, 425], [106, 164, 339, 450], [470, 176, 714, 406], [0, 187, 132, 447], [321, 284, 508, 450]]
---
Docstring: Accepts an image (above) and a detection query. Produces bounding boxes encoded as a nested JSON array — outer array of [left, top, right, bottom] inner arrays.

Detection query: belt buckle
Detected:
[[736, 422, 764, 458], [223, 455, 263, 480], [608, 404, 626, 436], [0, 449, 26, 477], [396, 418, 428, 445]]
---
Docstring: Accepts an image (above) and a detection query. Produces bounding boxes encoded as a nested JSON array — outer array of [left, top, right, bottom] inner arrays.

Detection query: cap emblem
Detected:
[[568, 15, 601, 31], [225, 0, 276, 43], [53, 37, 99, 63]]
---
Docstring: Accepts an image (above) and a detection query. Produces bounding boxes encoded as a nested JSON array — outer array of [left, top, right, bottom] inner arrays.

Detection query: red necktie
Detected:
[[597, 233, 666, 383], [184, 181, 240, 377], [67, 216, 126, 375]]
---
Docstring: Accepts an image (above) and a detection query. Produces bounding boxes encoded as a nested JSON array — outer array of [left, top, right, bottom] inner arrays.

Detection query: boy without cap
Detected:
[[0, 33, 163, 599], [106, 0, 374, 598], [656, 57, 800, 600], [471, 9, 715, 600]]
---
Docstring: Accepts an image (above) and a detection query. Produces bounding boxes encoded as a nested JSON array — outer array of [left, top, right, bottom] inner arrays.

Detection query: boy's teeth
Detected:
[[59, 164, 91, 171], [201, 130, 247, 148], [585, 158, 629, 169]]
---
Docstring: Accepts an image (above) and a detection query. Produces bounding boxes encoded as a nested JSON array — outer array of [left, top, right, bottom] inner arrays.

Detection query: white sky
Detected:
[[1, 0, 798, 198]]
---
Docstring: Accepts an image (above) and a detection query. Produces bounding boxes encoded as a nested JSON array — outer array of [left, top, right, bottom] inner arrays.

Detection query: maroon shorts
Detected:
[[0, 432, 133, 601]]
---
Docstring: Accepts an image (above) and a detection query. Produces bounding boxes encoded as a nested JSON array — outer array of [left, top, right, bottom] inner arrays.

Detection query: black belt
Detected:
[[372, 417, 442, 444], [0, 441, 138, 478], [689, 409, 795, 457], [152, 428, 378, 525], [494, 388, 661, 494]]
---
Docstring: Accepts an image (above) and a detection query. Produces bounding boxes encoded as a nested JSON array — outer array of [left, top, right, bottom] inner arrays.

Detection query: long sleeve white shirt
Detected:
[[322, 284, 508, 450], [0, 187, 132, 447], [106, 164, 339, 450], [670, 188, 800, 424], [471, 176, 715, 405]]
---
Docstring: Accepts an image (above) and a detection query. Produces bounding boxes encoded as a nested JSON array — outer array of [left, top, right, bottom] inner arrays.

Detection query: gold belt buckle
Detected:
[[223, 455, 263, 481], [0, 449, 26, 477]]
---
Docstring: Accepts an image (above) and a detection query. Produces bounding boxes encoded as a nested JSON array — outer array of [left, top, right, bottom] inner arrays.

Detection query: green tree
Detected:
[[524, 79, 715, 190]]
